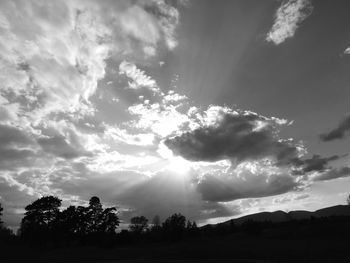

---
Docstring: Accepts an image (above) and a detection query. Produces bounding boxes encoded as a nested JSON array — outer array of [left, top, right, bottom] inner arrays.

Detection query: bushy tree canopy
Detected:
[[129, 216, 148, 233], [19, 196, 119, 244]]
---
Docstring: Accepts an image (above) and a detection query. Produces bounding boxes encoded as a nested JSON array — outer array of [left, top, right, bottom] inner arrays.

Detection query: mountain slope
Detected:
[[217, 205, 350, 226]]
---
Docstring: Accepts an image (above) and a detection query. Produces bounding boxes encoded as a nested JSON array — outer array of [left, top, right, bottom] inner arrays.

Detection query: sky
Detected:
[[1, 0, 350, 230]]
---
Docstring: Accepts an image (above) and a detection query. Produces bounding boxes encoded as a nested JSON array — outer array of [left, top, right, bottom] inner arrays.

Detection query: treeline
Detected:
[[0, 196, 199, 247], [19, 196, 119, 246], [1, 196, 350, 248]]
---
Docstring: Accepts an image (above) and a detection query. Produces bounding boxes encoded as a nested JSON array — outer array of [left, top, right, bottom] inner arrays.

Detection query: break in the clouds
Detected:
[[266, 0, 313, 45], [320, 114, 350, 142]]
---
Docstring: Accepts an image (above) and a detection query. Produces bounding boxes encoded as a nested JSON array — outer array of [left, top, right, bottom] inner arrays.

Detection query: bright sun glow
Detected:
[[166, 156, 192, 175], [157, 142, 192, 175]]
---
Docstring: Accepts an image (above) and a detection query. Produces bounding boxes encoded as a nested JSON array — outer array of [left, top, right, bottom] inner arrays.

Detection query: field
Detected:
[[3, 220, 350, 263]]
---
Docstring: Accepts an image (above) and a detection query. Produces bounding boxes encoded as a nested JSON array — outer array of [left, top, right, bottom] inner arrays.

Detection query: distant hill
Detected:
[[214, 205, 350, 227]]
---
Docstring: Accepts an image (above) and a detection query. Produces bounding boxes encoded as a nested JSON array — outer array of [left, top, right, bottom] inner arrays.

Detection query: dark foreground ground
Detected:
[[2, 220, 350, 263]]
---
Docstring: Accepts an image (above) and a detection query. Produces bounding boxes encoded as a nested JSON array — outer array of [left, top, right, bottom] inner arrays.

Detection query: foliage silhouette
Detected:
[[0, 202, 15, 243], [20, 196, 61, 244], [0, 202, 3, 227], [129, 216, 148, 233], [152, 215, 161, 227], [162, 213, 186, 240], [19, 196, 119, 246]]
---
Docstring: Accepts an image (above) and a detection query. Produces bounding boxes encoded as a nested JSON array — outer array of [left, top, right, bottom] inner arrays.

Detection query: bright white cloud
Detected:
[[266, 0, 313, 45], [0, 0, 332, 229], [0, 0, 187, 227], [344, 47, 350, 55], [119, 61, 159, 92], [128, 101, 191, 137]]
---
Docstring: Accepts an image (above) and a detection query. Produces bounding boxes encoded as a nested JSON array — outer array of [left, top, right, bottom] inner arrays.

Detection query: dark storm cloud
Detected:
[[320, 115, 350, 141], [313, 166, 350, 181], [165, 110, 299, 165], [292, 154, 342, 174], [0, 124, 36, 170], [197, 172, 299, 202]]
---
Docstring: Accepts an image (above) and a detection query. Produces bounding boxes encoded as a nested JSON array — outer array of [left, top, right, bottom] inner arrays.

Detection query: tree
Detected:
[[84, 196, 119, 235], [186, 220, 199, 237], [186, 220, 192, 230], [129, 216, 148, 233], [162, 213, 186, 240], [0, 203, 3, 227], [152, 215, 161, 227], [20, 196, 62, 242], [58, 205, 85, 237], [86, 196, 104, 234], [347, 195, 350, 205], [99, 207, 119, 234], [59, 197, 119, 238], [19, 196, 119, 245]]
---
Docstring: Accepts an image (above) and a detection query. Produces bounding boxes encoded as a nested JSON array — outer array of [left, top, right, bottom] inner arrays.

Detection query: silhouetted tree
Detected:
[[186, 220, 192, 230], [129, 216, 148, 233], [162, 213, 186, 240], [0, 203, 15, 243], [152, 215, 161, 227], [58, 205, 84, 240], [0, 203, 3, 227], [99, 207, 119, 234], [63, 196, 112, 238], [20, 196, 62, 243], [347, 195, 350, 205], [83, 196, 102, 235], [186, 220, 199, 237]]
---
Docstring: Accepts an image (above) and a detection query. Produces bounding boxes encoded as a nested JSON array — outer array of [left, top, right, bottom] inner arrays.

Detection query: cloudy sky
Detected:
[[1, 0, 350, 229]]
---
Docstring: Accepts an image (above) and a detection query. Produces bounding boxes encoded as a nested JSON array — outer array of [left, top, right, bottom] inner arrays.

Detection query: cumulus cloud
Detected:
[[2, 0, 344, 229], [320, 115, 350, 141], [128, 100, 191, 137], [313, 166, 350, 181], [0, 0, 183, 123], [165, 106, 302, 165], [266, 0, 313, 45], [0, 0, 187, 227]]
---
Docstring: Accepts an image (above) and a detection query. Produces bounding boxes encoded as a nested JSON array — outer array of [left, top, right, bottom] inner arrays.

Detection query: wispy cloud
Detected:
[[320, 114, 350, 141], [313, 166, 350, 181], [266, 0, 313, 45]]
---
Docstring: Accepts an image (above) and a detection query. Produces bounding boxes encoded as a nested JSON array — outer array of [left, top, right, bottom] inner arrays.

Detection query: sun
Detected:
[[157, 142, 192, 175], [166, 155, 192, 175]]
